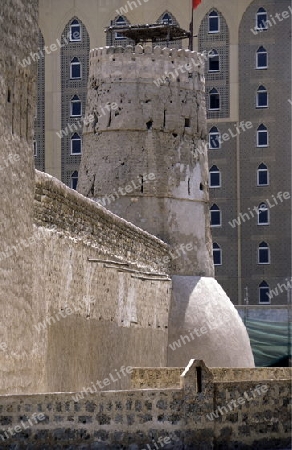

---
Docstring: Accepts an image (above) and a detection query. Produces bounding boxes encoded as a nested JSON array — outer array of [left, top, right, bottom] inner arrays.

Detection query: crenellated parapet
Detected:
[[85, 45, 206, 137], [89, 44, 205, 82]]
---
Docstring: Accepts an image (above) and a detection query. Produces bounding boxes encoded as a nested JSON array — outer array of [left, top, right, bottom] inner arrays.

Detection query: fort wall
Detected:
[[0, 360, 290, 449], [1, 157, 172, 395], [0, 0, 38, 394], [25, 170, 171, 394]]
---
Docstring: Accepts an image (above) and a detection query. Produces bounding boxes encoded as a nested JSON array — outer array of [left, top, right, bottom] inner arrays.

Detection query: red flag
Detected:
[[193, 0, 201, 8]]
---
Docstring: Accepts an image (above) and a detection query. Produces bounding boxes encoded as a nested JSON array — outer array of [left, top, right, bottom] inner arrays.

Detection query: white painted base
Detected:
[[168, 276, 255, 368]]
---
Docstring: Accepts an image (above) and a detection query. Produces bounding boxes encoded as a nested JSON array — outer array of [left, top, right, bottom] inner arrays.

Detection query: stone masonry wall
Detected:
[[0, 360, 290, 449], [0, 0, 38, 394], [131, 368, 183, 389], [34, 170, 170, 274], [131, 366, 291, 389], [26, 170, 172, 394]]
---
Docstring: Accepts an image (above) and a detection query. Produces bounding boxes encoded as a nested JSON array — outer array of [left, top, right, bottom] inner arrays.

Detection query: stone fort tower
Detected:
[[0, 0, 39, 391], [78, 45, 254, 368], [78, 45, 214, 278]]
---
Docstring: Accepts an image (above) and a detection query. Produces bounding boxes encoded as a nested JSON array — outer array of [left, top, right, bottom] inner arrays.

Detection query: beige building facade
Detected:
[[36, 0, 291, 306]]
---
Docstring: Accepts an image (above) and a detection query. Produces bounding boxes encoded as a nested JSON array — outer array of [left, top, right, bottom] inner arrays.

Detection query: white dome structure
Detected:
[[168, 276, 255, 367]]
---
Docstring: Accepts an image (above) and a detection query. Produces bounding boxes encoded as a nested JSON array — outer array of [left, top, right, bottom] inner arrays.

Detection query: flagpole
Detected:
[[190, 0, 201, 50], [189, 0, 193, 50]]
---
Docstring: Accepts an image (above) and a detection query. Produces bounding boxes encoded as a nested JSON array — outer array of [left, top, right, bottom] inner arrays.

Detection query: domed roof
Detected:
[[168, 276, 255, 368]]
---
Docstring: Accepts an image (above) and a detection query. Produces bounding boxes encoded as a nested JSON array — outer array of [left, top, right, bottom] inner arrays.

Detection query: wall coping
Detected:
[[89, 44, 203, 63], [35, 170, 169, 251]]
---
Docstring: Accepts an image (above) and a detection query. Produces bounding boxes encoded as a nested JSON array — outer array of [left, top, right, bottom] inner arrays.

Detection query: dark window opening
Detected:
[[213, 242, 222, 265], [210, 204, 221, 226], [259, 281, 270, 304], [209, 165, 221, 187], [71, 95, 82, 117], [70, 57, 81, 79], [71, 171, 79, 190], [146, 120, 153, 130], [196, 367, 202, 393], [209, 89, 220, 110], [162, 12, 173, 25], [208, 50, 219, 72], [209, 11, 219, 33], [70, 19, 81, 41], [258, 241, 270, 264], [140, 175, 144, 193], [257, 124, 268, 147], [257, 47, 268, 69], [107, 113, 112, 128], [114, 16, 127, 40], [257, 163, 268, 186], [256, 7, 268, 30], [258, 203, 269, 225], [71, 133, 82, 154], [7, 89, 11, 103], [257, 86, 268, 108], [209, 127, 220, 149], [185, 118, 190, 128]]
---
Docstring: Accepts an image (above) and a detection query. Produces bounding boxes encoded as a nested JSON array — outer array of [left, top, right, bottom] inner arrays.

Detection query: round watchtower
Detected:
[[78, 44, 214, 277]]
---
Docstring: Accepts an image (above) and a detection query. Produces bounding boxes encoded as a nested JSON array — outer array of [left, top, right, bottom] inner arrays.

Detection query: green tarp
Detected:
[[245, 318, 291, 367]]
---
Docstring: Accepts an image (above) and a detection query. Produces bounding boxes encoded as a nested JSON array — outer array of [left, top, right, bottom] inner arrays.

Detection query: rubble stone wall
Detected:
[[0, 361, 290, 449]]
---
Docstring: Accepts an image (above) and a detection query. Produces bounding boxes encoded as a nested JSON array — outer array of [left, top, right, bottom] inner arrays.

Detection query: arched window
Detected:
[[209, 165, 221, 188], [259, 281, 270, 304], [208, 49, 219, 72], [71, 133, 82, 155], [116, 15, 126, 24], [258, 202, 269, 225], [156, 12, 181, 48], [256, 7, 267, 30], [257, 163, 269, 186], [70, 57, 81, 79], [70, 19, 81, 41], [106, 15, 133, 46], [208, 126, 221, 149], [71, 171, 78, 190], [257, 124, 268, 147], [209, 88, 220, 110], [70, 95, 82, 117], [161, 12, 173, 24], [256, 85, 268, 108], [258, 242, 270, 264], [115, 16, 127, 40], [213, 242, 222, 265], [208, 10, 219, 33], [210, 204, 221, 227], [256, 46, 268, 69]]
